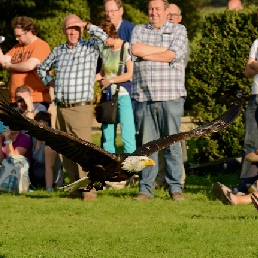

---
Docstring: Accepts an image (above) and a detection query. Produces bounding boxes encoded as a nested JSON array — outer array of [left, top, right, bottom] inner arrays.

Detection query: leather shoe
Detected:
[[133, 193, 152, 201], [171, 192, 184, 201]]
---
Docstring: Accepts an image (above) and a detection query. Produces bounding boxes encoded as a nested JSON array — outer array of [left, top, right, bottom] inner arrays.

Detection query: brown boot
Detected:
[[171, 192, 184, 201], [133, 193, 152, 201]]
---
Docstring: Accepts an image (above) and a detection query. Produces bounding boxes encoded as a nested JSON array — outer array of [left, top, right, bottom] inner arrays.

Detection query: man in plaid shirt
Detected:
[[37, 14, 108, 201], [130, 0, 188, 201]]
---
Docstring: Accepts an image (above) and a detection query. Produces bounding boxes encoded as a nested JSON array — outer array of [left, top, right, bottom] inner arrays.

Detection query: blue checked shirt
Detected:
[[130, 21, 188, 102], [37, 25, 108, 103]]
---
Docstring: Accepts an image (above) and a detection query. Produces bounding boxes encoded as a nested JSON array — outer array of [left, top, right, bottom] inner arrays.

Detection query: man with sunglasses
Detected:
[[0, 16, 51, 109]]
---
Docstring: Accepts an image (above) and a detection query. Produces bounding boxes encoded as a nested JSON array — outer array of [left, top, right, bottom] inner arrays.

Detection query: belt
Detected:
[[57, 100, 91, 108]]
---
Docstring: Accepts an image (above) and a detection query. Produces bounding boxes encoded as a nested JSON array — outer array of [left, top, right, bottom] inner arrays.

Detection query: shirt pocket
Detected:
[[162, 33, 173, 49]]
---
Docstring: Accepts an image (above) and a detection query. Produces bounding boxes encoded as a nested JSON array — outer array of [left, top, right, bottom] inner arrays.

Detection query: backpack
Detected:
[[0, 155, 30, 193]]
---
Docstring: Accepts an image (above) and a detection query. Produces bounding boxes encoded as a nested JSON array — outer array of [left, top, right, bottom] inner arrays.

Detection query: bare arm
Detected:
[[2, 129, 28, 157], [245, 57, 258, 77], [45, 145, 57, 188], [2, 57, 40, 72], [96, 61, 105, 81], [8, 146, 28, 156], [16, 91, 35, 119], [0, 49, 11, 64], [100, 58, 133, 90]]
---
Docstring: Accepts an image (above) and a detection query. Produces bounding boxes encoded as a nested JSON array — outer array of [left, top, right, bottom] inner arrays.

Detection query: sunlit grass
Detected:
[[0, 173, 256, 257]]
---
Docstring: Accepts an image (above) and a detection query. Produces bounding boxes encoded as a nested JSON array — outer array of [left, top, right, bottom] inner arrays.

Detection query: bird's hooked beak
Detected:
[[144, 158, 155, 167]]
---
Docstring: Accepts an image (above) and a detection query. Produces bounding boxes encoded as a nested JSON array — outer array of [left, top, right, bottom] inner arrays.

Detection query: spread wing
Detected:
[[0, 99, 119, 170], [132, 99, 245, 157]]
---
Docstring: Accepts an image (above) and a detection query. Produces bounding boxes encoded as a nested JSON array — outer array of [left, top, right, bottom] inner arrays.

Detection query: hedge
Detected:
[[186, 8, 258, 163]]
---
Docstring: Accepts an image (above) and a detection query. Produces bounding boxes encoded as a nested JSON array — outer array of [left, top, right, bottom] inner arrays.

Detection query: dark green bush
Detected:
[[186, 8, 258, 163]]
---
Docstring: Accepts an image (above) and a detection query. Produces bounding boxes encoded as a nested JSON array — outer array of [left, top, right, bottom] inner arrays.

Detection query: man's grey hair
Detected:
[[170, 3, 182, 15], [177, 7, 182, 15]]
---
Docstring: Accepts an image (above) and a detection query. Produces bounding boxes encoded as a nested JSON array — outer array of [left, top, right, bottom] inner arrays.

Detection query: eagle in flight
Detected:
[[0, 98, 244, 192]]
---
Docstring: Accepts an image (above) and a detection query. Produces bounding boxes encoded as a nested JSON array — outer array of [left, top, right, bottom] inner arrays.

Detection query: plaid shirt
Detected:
[[37, 25, 108, 103], [130, 21, 188, 102]]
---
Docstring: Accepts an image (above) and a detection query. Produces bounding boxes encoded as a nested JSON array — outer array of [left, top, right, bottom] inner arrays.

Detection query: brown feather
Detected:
[[0, 98, 244, 185]]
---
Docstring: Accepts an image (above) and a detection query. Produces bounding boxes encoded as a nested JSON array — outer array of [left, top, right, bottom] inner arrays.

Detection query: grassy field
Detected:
[[0, 173, 257, 257], [0, 133, 257, 257]]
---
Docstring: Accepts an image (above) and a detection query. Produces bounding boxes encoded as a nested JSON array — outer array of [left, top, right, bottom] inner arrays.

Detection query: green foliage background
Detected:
[[0, 0, 203, 85], [186, 8, 258, 163]]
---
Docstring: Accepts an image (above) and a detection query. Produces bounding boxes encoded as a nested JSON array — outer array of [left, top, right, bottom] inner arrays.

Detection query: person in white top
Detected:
[[235, 39, 258, 190]]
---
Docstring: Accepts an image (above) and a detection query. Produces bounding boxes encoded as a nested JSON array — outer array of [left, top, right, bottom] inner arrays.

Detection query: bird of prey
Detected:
[[0, 98, 244, 192]]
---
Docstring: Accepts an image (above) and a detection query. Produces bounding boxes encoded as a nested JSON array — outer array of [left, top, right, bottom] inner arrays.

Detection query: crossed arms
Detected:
[[131, 42, 175, 63], [0, 48, 40, 72]]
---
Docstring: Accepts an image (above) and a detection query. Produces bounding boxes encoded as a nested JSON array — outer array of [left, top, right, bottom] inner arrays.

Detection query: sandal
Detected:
[[251, 193, 258, 210], [213, 182, 234, 205]]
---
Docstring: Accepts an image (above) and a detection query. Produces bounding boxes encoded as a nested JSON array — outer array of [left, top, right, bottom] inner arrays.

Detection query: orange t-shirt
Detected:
[[6, 38, 51, 103]]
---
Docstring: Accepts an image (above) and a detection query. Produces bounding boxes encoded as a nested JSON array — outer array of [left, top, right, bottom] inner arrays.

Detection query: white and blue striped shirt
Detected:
[[37, 25, 108, 103]]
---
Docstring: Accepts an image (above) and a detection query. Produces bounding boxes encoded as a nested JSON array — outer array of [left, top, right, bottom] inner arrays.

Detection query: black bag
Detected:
[[95, 41, 125, 124], [95, 92, 119, 124]]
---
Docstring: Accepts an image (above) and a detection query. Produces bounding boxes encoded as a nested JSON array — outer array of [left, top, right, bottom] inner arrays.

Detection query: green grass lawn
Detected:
[[0, 134, 257, 257], [0, 173, 257, 258]]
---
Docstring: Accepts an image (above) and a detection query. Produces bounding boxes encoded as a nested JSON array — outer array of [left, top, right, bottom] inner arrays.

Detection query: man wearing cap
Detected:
[[37, 14, 108, 200]]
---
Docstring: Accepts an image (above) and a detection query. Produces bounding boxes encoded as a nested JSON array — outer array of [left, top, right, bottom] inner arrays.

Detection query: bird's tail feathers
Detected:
[[59, 177, 91, 192]]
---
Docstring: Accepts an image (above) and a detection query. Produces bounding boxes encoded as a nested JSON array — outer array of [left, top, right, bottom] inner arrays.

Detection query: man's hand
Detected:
[[2, 128, 11, 140], [66, 21, 87, 29], [250, 61, 258, 72], [16, 91, 34, 110]]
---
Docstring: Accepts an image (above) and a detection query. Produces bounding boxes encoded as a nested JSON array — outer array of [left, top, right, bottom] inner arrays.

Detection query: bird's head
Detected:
[[121, 156, 155, 173]]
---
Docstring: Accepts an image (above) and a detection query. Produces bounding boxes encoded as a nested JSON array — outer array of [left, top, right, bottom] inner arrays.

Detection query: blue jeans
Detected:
[[103, 95, 136, 154], [135, 98, 185, 197], [240, 95, 258, 179]]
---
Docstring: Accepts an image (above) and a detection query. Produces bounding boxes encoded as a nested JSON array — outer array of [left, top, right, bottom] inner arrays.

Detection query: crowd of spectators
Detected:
[[2, 0, 258, 211]]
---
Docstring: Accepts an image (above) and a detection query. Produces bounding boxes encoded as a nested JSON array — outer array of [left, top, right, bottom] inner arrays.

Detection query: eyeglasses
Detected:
[[105, 9, 119, 14], [15, 31, 27, 39], [167, 13, 180, 19]]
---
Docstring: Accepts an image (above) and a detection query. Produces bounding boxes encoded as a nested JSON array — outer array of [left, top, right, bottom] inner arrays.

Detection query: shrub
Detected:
[[186, 8, 258, 163]]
